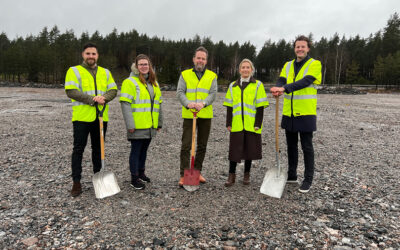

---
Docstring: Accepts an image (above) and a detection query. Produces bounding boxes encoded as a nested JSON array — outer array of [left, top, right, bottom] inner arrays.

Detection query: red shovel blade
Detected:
[[183, 156, 200, 186], [183, 168, 200, 186]]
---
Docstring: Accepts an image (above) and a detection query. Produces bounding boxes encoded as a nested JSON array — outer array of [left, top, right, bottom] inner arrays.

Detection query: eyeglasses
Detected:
[[138, 63, 149, 67]]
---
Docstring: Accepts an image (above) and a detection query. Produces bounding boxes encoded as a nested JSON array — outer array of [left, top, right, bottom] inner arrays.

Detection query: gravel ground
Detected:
[[0, 87, 399, 249]]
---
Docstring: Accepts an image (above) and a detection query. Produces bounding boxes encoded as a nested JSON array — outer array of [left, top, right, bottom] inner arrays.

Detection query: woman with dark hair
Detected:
[[223, 59, 269, 186], [120, 54, 163, 190]]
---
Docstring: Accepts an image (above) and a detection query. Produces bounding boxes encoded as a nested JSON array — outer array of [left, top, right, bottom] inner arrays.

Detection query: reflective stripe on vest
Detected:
[[282, 58, 320, 117], [181, 69, 216, 119], [120, 76, 162, 129], [223, 80, 268, 134], [65, 65, 115, 122]]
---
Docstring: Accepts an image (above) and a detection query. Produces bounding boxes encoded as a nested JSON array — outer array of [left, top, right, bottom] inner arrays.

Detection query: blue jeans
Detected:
[[129, 139, 152, 176]]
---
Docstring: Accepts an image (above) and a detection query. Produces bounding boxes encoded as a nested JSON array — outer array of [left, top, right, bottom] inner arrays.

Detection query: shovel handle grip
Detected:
[[95, 103, 106, 118]]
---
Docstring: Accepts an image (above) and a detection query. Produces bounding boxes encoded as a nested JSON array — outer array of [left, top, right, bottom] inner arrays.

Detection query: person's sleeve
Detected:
[[203, 76, 218, 106], [254, 107, 264, 128], [283, 60, 321, 93], [276, 77, 287, 87], [66, 89, 95, 105], [176, 74, 190, 108], [121, 101, 135, 130], [158, 103, 163, 128], [224, 84, 233, 127], [283, 76, 316, 93], [103, 89, 117, 103], [226, 106, 233, 127]]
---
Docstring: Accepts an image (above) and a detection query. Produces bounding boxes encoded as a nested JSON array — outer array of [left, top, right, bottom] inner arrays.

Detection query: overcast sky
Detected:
[[1, 0, 398, 49]]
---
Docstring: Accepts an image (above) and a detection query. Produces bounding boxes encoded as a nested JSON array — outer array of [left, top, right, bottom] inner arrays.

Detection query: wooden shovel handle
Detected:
[[190, 112, 197, 162], [275, 96, 279, 153]]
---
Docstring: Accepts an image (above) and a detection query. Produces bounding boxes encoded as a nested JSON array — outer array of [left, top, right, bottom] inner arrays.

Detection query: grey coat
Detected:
[[120, 75, 163, 140]]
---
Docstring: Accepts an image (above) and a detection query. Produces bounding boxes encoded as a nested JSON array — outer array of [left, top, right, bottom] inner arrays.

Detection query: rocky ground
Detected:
[[0, 87, 399, 249]]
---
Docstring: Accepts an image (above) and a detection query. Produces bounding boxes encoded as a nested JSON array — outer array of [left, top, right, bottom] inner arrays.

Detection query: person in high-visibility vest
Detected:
[[120, 54, 163, 190], [223, 59, 269, 186], [270, 35, 322, 193], [176, 46, 218, 187], [65, 43, 117, 197]]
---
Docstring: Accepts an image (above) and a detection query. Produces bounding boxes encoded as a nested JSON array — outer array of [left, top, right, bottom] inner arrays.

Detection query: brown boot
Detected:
[[70, 181, 82, 197], [243, 172, 250, 185], [225, 173, 236, 187]]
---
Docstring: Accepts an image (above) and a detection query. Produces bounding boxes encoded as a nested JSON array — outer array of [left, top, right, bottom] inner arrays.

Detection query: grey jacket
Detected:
[[120, 75, 163, 140]]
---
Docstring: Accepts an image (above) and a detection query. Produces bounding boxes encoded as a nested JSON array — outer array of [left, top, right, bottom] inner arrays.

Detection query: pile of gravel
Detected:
[[0, 87, 398, 249]]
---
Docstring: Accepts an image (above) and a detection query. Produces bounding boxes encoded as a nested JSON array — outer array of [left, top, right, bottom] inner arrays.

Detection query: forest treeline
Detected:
[[0, 13, 399, 88]]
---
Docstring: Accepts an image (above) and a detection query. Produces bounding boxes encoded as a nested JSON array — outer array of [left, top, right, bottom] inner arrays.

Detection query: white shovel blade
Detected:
[[260, 167, 287, 198], [92, 171, 121, 199], [183, 185, 200, 192]]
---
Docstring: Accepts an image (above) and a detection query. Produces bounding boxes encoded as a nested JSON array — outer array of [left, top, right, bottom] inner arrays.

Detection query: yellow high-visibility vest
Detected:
[[223, 80, 269, 134], [279, 58, 322, 117], [181, 69, 217, 119], [120, 76, 162, 129], [65, 65, 117, 122]]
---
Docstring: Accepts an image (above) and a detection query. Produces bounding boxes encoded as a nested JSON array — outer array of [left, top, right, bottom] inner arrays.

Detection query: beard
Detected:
[[194, 63, 205, 72], [85, 58, 97, 67]]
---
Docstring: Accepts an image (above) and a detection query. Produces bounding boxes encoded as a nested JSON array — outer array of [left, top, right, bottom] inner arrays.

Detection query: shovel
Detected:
[[183, 111, 200, 192], [92, 104, 121, 199], [260, 96, 287, 198]]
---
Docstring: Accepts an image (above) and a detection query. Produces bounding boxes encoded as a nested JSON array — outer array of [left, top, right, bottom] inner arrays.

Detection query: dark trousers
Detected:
[[229, 160, 252, 174], [71, 120, 107, 182], [129, 139, 152, 176], [180, 118, 211, 176], [285, 130, 314, 183]]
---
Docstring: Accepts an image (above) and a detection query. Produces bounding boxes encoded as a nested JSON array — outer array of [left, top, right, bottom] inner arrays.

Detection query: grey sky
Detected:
[[1, 0, 398, 49]]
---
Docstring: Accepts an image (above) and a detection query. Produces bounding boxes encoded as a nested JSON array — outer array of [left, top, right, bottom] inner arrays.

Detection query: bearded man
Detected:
[[176, 46, 218, 187], [65, 42, 117, 197]]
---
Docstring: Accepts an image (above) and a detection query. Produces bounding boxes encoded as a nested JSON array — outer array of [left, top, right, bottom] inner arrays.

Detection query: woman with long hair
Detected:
[[120, 54, 163, 190]]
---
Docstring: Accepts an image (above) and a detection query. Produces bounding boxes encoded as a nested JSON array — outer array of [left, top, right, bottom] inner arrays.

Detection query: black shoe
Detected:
[[299, 181, 311, 193], [138, 174, 151, 183], [131, 176, 145, 190], [287, 177, 298, 184]]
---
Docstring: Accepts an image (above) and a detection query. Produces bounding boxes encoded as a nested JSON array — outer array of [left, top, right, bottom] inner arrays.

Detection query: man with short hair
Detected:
[[65, 42, 117, 197], [270, 35, 322, 193], [176, 46, 218, 187]]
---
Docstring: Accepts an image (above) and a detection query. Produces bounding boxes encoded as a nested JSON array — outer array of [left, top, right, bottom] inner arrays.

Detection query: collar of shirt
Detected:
[[81, 62, 98, 77], [293, 55, 310, 77]]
